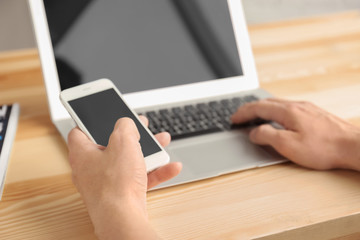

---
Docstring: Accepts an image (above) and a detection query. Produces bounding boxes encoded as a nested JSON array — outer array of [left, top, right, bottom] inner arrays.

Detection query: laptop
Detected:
[[28, 0, 285, 188]]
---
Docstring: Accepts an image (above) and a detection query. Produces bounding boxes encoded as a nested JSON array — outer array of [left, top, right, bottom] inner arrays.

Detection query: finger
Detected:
[[147, 162, 182, 190], [67, 128, 96, 166], [67, 127, 94, 153], [267, 99, 327, 118], [267, 98, 314, 109], [231, 100, 294, 129], [249, 124, 298, 156], [265, 98, 293, 104], [138, 115, 149, 127], [267, 98, 310, 105], [114, 117, 140, 140], [154, 132, 171, 147]]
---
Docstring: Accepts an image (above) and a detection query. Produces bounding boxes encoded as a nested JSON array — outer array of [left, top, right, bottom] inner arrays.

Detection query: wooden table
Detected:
[[1, 11, 360, 240]]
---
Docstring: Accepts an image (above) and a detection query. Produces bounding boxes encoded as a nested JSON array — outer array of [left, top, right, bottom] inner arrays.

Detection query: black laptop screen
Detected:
[[44, 0, 243, 93]]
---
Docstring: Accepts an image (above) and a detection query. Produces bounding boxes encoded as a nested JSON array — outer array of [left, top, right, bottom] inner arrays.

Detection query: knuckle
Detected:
[[256, 124, 268, 135], [306, 101, 317, 109], [288, 103, 300, 114], [296, 101, 313, 108], [301, 101, 312, 106], [296, 101, 314, 110]]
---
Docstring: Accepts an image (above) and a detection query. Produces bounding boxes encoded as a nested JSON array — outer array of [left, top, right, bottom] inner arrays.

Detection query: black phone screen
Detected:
[[68, 88, 161, 157]]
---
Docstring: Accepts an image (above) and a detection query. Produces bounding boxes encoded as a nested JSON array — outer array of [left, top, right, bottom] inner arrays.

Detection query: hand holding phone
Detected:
[[60, 79, 169, 172]]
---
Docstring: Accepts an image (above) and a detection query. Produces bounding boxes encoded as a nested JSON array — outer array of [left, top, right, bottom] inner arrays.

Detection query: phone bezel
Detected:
[[60, 78, 170, 172]]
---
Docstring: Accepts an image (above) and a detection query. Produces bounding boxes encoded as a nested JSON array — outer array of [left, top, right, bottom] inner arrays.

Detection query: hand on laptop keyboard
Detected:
[[231, 98, 360, 171], [142, 95, 263, 140]]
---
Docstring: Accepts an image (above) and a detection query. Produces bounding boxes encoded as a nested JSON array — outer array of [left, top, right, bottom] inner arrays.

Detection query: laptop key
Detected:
[[244, 95, 259, 102], [145, 95, 260, 139], [171, 125, 223, 140]]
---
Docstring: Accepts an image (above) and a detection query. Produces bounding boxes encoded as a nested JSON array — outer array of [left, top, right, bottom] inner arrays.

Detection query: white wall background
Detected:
[[243, 0, 360, 24], [0, 0, 359, 52], [0, 0, 35, 51]]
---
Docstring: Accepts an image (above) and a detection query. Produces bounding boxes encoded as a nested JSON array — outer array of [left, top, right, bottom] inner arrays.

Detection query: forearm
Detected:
[[89, 198, 160, 240], [348, 131, 360, 172]]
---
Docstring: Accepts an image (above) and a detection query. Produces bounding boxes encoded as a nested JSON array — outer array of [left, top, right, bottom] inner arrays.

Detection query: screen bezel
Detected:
[[60, 79, 169, 172], [28, 0, 259, 121]]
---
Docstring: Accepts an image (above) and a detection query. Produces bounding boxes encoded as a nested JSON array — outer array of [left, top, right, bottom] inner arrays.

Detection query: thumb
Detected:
[[249, 124, 296, 155], [107, 118, 141, 151]]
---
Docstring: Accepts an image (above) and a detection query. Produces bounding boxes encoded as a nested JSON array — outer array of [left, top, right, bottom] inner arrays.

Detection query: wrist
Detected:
[[87, 196, 157, 240], [85, 191, 147, 219], [341, 130, 360, 171], [351, 131, 360, 171]]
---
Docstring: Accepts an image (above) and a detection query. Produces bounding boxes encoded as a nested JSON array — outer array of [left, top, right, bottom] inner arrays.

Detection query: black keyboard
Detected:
[[0, 104, 19, 200], [142, 95, 261, 140]]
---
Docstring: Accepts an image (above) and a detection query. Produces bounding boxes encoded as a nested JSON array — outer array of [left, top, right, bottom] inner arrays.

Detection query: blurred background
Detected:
[[0, 0, 359, 52]]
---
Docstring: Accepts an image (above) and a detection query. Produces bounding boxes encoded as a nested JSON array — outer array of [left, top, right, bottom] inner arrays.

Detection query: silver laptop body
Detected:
[[29, 0, 285, 189]]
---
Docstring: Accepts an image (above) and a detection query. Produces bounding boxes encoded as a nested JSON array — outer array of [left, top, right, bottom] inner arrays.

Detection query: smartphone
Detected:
[[60, 79, 169, 172]]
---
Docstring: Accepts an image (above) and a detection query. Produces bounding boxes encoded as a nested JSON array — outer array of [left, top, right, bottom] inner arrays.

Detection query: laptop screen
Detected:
[[44, 0, 243, 94]]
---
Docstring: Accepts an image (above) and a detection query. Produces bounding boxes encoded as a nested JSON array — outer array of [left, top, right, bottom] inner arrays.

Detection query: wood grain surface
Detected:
[[1, 11, 360, 240]]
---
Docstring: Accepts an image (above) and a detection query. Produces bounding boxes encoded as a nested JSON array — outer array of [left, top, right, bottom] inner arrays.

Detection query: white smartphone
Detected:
[[60, 79, 169, 172]]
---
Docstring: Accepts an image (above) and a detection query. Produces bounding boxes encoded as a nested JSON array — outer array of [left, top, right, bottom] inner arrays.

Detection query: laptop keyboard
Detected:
[[142, 95, 262, 140]]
